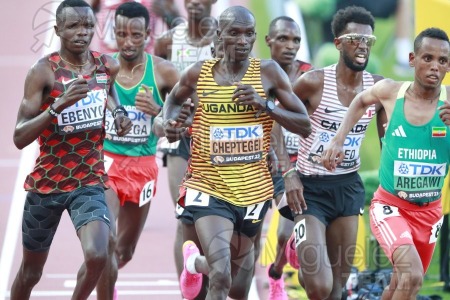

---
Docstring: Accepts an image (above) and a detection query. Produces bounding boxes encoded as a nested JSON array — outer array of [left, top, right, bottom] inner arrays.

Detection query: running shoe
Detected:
[[285, 234, 300, 270], [180, 240, 202, 299], [267, 264, 288, 300]]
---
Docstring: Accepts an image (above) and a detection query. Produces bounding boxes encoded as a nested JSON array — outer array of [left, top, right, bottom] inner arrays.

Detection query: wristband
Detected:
[[282, 167, 296, 178], [112, 105, 128, 118], [47, 103, 59, 117]]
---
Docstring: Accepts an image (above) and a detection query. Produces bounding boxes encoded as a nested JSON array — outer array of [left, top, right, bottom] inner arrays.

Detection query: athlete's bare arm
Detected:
[[322, 78, 401, 170], [13, 58, 89, 149], [154, 56, 180, 97], [232, 60, 311, 138], [153, 30, 174, 60], [438, 86, 450, 125], [292, 69, 325, 115], [163, 61, 203, 142]]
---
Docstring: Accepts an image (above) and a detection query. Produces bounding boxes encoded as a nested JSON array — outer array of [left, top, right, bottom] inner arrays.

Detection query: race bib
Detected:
[[372, 203, 401, 223], [293, 219, 306, 248], [105, 105, 151, 145], [244, 203, 265, 220], [185, 188, 210, 207], [139, 180, 155, 207], [56, 89, 107, 134], [429, 216, 444, 244], [104, 154, 113, 172], [209, 124, 264, 164]]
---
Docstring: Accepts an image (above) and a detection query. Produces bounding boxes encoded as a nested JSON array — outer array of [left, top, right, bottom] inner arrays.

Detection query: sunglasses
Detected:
[[337, 33, 377, 47]]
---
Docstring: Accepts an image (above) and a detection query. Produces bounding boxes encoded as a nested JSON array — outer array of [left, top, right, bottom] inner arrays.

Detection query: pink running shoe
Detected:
[[180, 241, 202, 299], [267, 264, 288, 300], [285, 235, 300, 270]]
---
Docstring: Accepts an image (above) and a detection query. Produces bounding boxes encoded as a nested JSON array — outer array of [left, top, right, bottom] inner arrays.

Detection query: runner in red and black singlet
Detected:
[[10, 1, 131, 299]]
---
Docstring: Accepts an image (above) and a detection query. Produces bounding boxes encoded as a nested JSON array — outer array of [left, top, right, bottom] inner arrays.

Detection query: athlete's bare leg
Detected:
[[326, 215, 359, 299], [294, 214, 332, 300], [10, 249, 50, 300], [73, 220, 110, 299], [96, 189, 119, 300], [381, 245, 423, 300], [167, 155, 189, 279]]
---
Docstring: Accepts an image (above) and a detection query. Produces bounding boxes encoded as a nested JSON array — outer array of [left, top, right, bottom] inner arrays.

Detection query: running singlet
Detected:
[[296, 64, 376, 175], [104, 53, 163, 156], [379, 82, 450, 204], [282, 60, 313, 159], [183, 58, 274, 206], [25, 51, 111, 193], [170, 22, 213, 73]]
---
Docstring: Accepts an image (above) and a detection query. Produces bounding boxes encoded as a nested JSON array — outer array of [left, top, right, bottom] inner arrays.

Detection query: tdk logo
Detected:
[[211, 125, 262, 140], [394, 161, 446, 177], [128, 111, 147, 121], [74, 91, 104, 107]]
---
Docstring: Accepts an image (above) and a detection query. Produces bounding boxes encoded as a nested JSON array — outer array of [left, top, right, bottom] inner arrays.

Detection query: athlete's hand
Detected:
[[163, 119, 187, 143], [135, 84, 161, 116], [321, 139, 345, 171], [231, 83, 265, 111], [114, 114, 132, 137], [176, 98, 194, 127], [439, 100, 450, 126], [284, 172, 306, 214], [55, 75, 89, 112]]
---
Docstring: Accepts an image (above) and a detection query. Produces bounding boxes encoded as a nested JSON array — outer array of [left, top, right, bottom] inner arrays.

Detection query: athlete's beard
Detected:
[[342, 52, 368, 72]]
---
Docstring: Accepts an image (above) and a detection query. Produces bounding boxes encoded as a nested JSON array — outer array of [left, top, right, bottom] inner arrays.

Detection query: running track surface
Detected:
[[0, 1, 273, 299]]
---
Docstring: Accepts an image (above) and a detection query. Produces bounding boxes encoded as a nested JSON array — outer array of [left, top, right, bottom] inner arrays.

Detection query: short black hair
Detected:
[[115, 2, 150, 29], [268, 16, 297, 35], [56, 0, 92, 24], [331, 5, 375, 37], [414, 27, 450, 53]]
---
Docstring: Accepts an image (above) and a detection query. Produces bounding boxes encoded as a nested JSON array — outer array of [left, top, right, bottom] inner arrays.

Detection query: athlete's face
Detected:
[[185, 0, 216, 21], [410, 37, 450, 89], [219, 13, 256, 62], [335, 22, 374, 72], [55, 7, 95, 54], [266, 20, 301, 67], [114, 15, 149, 62]]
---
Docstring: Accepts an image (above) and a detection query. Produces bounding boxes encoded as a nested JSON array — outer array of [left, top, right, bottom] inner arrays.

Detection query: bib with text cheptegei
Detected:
[[210, 124, 264, 164]]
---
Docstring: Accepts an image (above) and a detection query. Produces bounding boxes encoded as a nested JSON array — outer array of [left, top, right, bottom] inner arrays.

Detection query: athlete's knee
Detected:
[[116, 246, 135, 268], [303, 277, 333, 300], [208, 269, 232, 293], [84, 246, 108, 273], [396, 270, 423, 295], [18, 264, 44, 287]]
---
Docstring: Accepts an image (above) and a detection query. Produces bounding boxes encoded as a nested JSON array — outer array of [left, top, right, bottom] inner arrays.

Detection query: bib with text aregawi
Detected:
[[379, 82, 450, 204], [183, 58, 274, 207]]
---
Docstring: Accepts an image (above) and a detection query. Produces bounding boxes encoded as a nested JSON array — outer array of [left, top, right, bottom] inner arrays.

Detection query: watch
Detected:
[[265, 100, 275, 113]]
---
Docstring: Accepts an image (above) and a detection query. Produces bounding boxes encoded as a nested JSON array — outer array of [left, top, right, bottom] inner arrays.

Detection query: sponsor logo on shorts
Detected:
[[251, 219, 262, 224], [400, 231, 412, 240], [103, 214, 110, 222]]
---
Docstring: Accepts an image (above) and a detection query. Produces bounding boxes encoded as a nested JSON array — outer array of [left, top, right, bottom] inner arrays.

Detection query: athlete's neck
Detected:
[[59, 49, 90, 66], [119, 53, 146, 72], [335, 62, 364, 89]]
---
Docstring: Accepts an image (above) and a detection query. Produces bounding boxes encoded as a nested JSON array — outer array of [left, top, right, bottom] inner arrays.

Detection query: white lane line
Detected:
[[4, 290, 181, 297], [64, 279, 179, 288], [0, 0, 60, 298], [46, 272, 177, 279], [0, 144, 37, 300]]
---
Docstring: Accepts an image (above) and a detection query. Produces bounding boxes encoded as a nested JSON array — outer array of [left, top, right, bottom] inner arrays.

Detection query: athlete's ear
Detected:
[[265, 35, 271, 47], [54, 25, 60, 37], [408, 52, 415, 68], [334, 37, 342, 50]]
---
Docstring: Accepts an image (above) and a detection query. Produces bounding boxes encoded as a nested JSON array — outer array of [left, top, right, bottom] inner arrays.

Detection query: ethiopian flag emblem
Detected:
[[432, 126, 447, 137]]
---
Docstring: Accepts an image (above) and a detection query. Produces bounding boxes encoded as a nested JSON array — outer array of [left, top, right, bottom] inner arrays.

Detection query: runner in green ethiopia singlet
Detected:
[[184, 58, 274, 207], [380, 82, 450, 204], [104, 53, 164, 156]]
